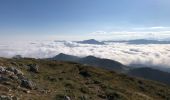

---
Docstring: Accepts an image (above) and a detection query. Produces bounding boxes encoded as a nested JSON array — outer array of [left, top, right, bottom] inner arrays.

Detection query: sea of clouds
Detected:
[[0, 40, 170, 68]]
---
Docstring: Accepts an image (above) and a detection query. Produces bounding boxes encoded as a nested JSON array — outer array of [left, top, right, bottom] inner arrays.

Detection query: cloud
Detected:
[[91, 31, 107, 35], [132, 26, 170, 31], [0, 40, 170, 69], [90, 26, 170, 40]]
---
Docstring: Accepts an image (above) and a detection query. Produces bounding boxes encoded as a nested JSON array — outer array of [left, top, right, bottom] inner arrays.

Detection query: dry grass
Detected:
[[0, 58, 170, 100]]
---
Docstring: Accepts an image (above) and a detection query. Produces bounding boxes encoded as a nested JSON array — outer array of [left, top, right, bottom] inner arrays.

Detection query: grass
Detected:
[[0, 57, 170, 100]]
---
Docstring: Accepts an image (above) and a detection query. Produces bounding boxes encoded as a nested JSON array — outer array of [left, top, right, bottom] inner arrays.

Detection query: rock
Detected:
[[5, 70, 15, 76], [0, 95, 12, 100], [21, 88, 31, 93], [0, 75, 11, 82], [79, 95, 88, 100], [25, 90, 30, 94], [6, 67, 15, 72], [64, 96, 71, 100], [12, 96, 19, 100], [0, 66, 6, 73], [21, 79, 34, 90], [9, 75, 18, 80], [6, 67, 23, 76], [17, 74, 25, 80], [12, 55, 22, 59], [0, 95, 19, 100], [28, 64, 39, 73], [79, 71, 91, 77]]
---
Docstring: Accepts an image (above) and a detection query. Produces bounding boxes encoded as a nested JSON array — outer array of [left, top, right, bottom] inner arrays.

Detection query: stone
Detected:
[[0, 95, 12, 100], [17, 74, 25, 80], [21, 79, 34, 89], [0, 66, 6, 73], [6, 67, 23, 76], [64, 96, 71, 100], [28, 64, 39, 73], [21, 88, 31, 93], [6, 67, 15, 72], [79, 71, 91, 77], [5, 70, 15, 76], [0, 75, 11, 82], [79, 95, 88, 100], [9, 75, 18, 80], [12, 96, 19, 100]]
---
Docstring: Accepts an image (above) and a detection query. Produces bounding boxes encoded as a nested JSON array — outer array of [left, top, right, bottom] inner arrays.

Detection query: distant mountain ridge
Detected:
[[129, 63, 170, 73], [52, 53, 80, 62], [48, 53, 170, 85], [49, 53, 126, 72], [127, 39, 170, 44], [104, 39, 170, 44], [77, 39, 105, 45], [128, 67, 170, 85]]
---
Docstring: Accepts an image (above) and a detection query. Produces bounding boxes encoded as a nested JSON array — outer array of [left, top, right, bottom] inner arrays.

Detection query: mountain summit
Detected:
[[77, 39, 105, 45], [50, 53, 126, 72]]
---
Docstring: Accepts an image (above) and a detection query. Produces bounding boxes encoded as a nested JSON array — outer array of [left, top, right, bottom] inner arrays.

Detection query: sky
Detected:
[[0, 0, 170, 41]]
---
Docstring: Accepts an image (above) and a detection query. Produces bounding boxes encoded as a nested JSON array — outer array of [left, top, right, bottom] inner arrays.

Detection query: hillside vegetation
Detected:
[[0, 58, 170, 100]]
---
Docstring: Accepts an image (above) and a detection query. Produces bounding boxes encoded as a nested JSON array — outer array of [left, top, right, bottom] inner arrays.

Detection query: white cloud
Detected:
[[90, 26, 170, 40], [132, 26, 170, 30], [91, 31, 107, 35], [0, 40, 170, 68]]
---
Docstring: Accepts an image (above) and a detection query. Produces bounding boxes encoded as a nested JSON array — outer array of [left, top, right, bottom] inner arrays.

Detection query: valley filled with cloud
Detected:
[[0, 40, 170, 68]]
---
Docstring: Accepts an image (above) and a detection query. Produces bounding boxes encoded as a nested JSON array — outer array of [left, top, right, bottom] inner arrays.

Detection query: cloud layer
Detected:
[[0, 40, 170, 68]]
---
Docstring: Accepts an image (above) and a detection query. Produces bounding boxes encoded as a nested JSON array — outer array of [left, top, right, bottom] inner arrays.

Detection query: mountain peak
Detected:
[[51, 53, 80, 62], [77, 39, 105, 45], [57, 53, 68, 56], [84, 55, 98, 59]]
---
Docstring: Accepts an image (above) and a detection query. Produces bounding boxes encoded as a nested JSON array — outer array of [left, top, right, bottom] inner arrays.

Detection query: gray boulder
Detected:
[[0, 95, 19, 100], [5, 70, 15, 76], [9, 75, 18, 80], [0, 95, 12, 100], [28, 64, 39, 73], [6, 67, 23, 76], [0, 66, 6, 73], [64, 96, 71, 100], [21, 79, 34, 89], [0, 75, 11, 82]]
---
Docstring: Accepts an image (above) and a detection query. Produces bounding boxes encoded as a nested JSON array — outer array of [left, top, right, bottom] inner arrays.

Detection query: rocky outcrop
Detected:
[[21, 79, 35, 90], [28, 64, 39, 73], [6, 67, 23, 76], [0, 66, 35, 90], [0, 95, 19, 100], [0, 66, 5, 73], [0, 95, 12, 100]]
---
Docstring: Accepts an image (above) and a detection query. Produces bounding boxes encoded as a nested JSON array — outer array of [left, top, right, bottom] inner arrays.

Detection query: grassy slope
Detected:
[[0, 58, 170, 100]]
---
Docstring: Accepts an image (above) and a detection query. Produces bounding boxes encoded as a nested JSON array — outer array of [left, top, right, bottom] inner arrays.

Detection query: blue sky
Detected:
[[0, 0, 170, 40]]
